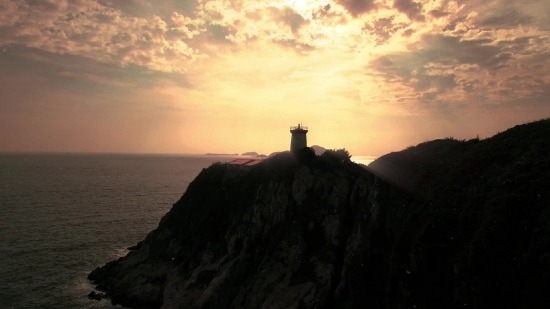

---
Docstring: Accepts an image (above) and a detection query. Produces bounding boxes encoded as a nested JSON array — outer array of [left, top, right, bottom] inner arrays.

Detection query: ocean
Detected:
[[0, 152, 375, 308], [0, 153, 237, 308]]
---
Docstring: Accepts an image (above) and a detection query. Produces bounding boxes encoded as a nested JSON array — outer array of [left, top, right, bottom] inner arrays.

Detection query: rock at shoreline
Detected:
[[88, 291, 105, 301]]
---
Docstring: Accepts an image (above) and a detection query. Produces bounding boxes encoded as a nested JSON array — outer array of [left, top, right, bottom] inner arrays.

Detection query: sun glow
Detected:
[[282, 0, 327, 13], [1, 0, 549, 156]]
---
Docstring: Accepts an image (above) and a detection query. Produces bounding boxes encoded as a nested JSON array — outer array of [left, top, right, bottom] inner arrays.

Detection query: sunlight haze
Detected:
[[1, 0, 549, 156]]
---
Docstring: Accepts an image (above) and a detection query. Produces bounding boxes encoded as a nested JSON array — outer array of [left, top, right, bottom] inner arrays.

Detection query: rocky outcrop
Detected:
[[89, 120, 550, 309]]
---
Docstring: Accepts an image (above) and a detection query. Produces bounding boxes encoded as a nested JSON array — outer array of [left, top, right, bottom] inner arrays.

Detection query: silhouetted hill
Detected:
[[368, 138, 467, 192], [310, 145, 327, 155], [368, 118, 550, 307], [89, 119, 550, 308], [369, 118, 550, 195]]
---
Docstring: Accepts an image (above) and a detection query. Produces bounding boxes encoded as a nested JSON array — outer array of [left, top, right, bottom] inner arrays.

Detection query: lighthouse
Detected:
[[290, 124, 308, 153]]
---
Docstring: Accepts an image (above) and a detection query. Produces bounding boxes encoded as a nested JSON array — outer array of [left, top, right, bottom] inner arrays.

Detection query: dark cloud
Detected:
[[312, 4, 333, 20], [496, 36, 532, 50], [0, 1, 198, 72], [26, 0, 61, 12], [457, 78, 480, 93], [495, 72, 550, 108], [463, 0, 550, 28], [334, 0, 376, 17], [415, 35, 510, 71], [497, 51, 550, 102], [440, 4, 520, 32], [442, 15, 467, 33], [99, 0, 198, 18], [0, 46, 190, 93], [362, 17, 406, 45], [478, 8, 533, 28], [402, 28, 414, 37], [429, 10, 449, 18], [369, 34, 518, 102], [447, 1, 548, 32], [393, 0, 424, 21], [521, 51, 550, 71], [370, 54, 457, 100], [416, 73, 457, 92], [368, 28, 550, 107], [206, 23, 234, 43], [269, 6, 307, 33]]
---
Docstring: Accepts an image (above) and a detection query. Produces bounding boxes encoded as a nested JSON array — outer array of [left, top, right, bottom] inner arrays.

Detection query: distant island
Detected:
[[240, 152, 268, 157], [205, 153, 238, 156], [206, 152, 267, 157], [310, 144, 326, 155]]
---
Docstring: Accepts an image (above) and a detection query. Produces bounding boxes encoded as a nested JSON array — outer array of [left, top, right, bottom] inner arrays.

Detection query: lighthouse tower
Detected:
[[290, 124, 308, 153]]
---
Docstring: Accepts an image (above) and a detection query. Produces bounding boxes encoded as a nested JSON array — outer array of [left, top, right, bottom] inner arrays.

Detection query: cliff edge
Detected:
[[89, 119, 550, 308]]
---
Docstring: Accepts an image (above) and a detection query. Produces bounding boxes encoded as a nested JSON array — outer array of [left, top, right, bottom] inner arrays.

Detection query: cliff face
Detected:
[[89, 150, 389, 308], [89, 120, 550, 309]]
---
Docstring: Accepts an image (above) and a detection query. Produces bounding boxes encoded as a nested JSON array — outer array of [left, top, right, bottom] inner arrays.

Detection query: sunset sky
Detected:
[[1, 0, 549, 156]]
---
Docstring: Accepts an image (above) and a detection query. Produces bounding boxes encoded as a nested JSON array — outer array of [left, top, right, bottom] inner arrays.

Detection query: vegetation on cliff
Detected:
[[89, 119, 550, 308]]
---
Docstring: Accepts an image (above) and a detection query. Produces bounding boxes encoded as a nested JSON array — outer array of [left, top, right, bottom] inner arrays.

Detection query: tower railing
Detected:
[[290, 126, 308, 131]]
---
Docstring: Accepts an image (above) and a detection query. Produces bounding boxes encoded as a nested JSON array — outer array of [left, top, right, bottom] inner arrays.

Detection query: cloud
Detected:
[[362, 17, 407, 45], [0, 44, 198, 153], [312, 4, 334, 20], [370, 52, 457, 102], [443, 1, 550, 32], [0, 0, 202, 72], [428, 9, 449, 18], [393, 0, 424, 21], [204, 23, 234, 43], [0, 1, 27, 27], [269, 6, 307, 34], [368, 32, 550, 106], [478, 8, 532, 28], [0, 46, 190, 94], [419, 35, 511, 71], [273, 38, 315, 53], [169, 12, 201, 39], [2, 1, 550, 130], [99, 0, 198, 18], [334, 0, 377, 17], [371, 33, 511, 75]]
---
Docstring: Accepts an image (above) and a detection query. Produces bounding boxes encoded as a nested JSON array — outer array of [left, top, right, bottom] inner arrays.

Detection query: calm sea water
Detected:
[[350, 155, 376, 166], [0, 153, 235, 309]]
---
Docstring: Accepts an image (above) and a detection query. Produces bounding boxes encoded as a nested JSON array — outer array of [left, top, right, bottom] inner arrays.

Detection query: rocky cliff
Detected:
[[89, 120, 550, 309]]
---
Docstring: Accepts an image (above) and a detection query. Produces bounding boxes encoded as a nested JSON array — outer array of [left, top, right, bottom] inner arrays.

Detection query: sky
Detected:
[[0, 0, 549, 156]]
